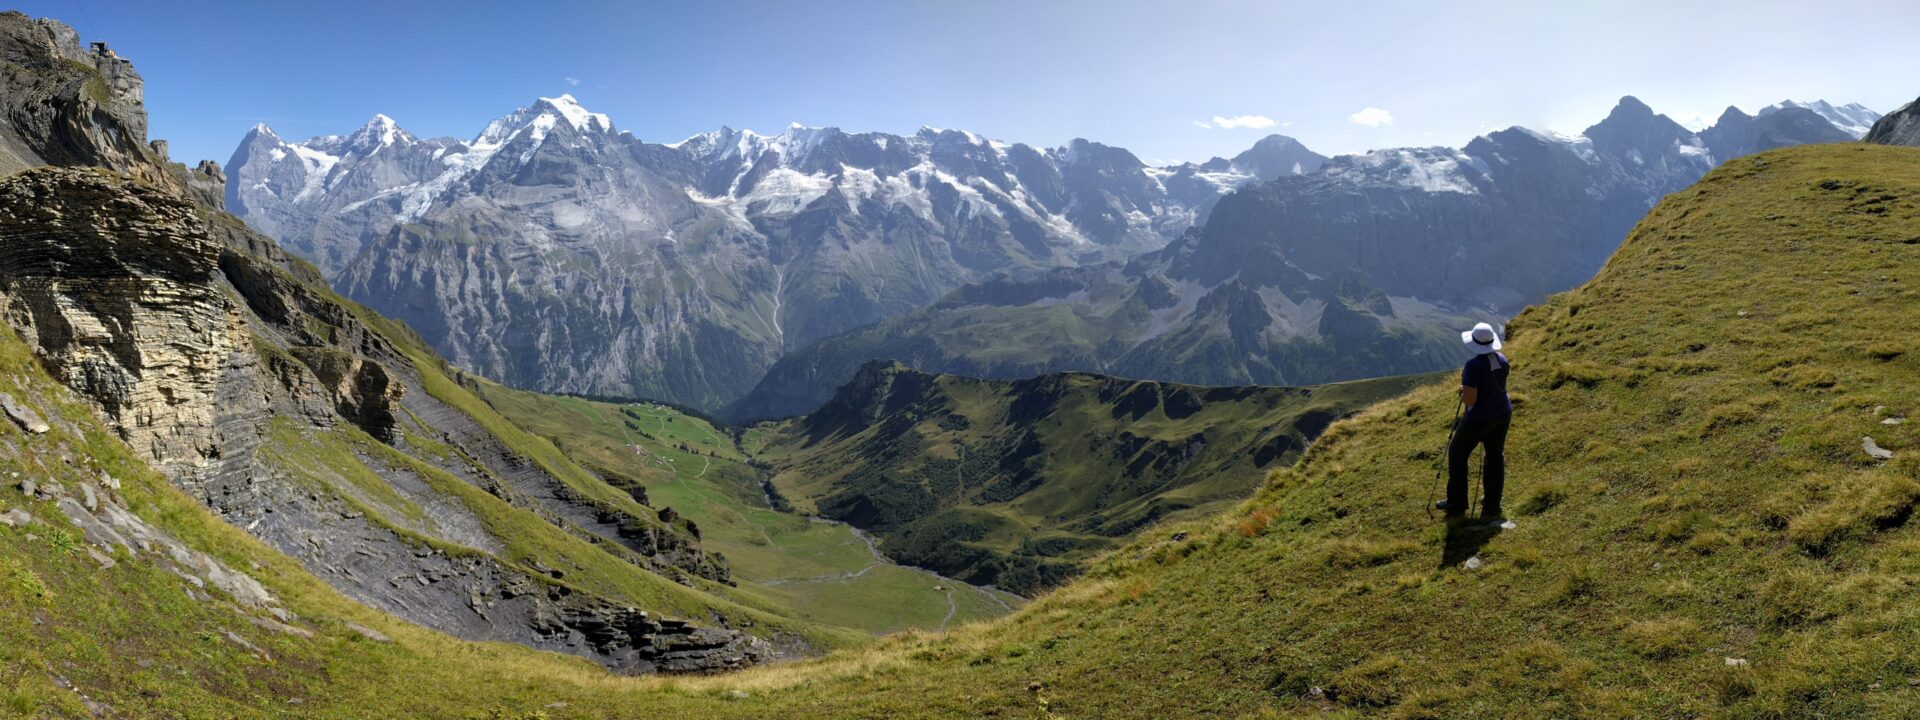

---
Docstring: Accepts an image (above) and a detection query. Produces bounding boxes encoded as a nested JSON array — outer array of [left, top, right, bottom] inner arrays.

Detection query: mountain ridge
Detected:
[[228, 97, 1322, 409], [726, 94, 1875, 421]]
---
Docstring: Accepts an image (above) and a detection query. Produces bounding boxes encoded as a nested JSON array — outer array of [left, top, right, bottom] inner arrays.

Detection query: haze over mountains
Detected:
[[227, 99, 1321, 409]]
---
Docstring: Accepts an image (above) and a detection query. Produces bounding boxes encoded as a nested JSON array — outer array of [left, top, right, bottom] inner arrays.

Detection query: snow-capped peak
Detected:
[[1759, 99, 1881, 139], [535, 94, 612, 132], [251, 122, 280, 139], [342, 113, 406, 155]]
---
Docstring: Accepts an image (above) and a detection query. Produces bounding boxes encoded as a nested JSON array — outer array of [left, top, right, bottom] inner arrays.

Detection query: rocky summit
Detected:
[[226, 100, 1321, 410]]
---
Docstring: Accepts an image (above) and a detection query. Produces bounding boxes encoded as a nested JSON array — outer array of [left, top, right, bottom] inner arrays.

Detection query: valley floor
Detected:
[[472, 385, 1023, 635]]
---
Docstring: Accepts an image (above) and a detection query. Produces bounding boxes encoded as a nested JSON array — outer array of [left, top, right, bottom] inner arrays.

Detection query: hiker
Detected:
[[1437, 322, 1512, 520]]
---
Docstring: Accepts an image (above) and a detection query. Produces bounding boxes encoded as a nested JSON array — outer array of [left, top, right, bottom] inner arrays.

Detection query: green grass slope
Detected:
[[674, 141, 1919, 718], [754, 361, 1437, 594], [6, 142, 1914, 719], [249, 262, 857, 648], [472, 382, 1020, 635]]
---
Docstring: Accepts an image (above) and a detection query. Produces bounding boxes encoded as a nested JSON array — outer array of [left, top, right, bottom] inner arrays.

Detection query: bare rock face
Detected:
[[288, 346, 404, 442], [0, 167, 243, 470], [0, 168, 766, 674], [0, 14, 780, 675], [0, 12, 167, 186], [1866, 97, 1920, 147]]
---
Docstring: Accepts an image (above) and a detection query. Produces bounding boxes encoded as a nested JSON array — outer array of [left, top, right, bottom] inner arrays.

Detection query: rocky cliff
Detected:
[[1866, 96, 1920, 146], [0, 13, 791, 674], [0, 12, 166, 185]]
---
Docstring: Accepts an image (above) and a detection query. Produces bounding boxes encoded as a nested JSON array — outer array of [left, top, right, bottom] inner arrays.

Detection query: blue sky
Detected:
[[17, 0, 1919, 166]]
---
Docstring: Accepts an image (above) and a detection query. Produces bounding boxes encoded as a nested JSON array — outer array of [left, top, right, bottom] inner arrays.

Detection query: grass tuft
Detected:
[[1622, 617, 1699, 660]]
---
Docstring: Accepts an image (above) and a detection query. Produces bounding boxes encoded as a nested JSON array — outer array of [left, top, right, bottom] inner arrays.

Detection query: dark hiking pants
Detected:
[[1448, 414, 1510, 514]]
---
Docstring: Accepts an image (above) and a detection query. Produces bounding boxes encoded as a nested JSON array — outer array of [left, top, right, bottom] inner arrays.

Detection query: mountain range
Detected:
[[227, 100, 1322, 410], [228, 94, 1876, 421], [9, 8, 1920, 717], [724, 96, 1879, 420]]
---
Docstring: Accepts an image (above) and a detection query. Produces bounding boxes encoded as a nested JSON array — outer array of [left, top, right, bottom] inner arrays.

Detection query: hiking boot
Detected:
[[1480, 506, 1505, 521], [1435, 500, 1465, 519]]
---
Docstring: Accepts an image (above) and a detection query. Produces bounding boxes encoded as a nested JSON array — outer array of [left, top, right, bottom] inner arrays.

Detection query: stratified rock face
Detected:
[[0, 14, 779, 675], [729, 96, 1871, 421], [1866, 97, 1920, 147], [0, 12, 165, 185], [0, 168, 242, 469], [227, 98, 1321, 409]]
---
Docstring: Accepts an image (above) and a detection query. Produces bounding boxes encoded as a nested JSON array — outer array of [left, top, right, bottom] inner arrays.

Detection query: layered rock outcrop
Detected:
[[0, 167, 243, 470], [0, 14, 778, 674], [0, 12, 167, 185]]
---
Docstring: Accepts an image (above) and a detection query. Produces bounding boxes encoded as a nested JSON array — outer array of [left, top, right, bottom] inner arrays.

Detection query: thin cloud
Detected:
[[1182, 114, 1274, 130], [1350, 107, 1394, 127], [566, 77, 581, 87], [1668, 110, 1712, 132]]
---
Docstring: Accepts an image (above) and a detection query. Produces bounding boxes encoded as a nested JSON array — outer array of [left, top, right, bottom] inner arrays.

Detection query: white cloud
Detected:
[[1193, 114, 1278, 130], [1668, 110, 1712, 132], [1350, 107, 1394, 127], [566, 77, 581, 87]]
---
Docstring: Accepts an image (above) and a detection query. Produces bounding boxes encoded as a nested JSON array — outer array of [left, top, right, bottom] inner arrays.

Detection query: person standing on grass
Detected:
[[1437, 322, 1512, 520]]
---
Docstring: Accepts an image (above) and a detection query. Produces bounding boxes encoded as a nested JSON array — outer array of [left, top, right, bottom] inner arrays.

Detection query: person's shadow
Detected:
[[1440, 518, 1505, 569]]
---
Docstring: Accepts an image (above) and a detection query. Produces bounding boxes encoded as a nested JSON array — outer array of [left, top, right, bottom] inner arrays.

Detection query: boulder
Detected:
[[0, 508, 31, 527], [1, 392, 48, 434]]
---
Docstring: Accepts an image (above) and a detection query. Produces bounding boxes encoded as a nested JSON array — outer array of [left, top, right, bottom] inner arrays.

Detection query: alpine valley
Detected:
[[6, 4, 1920, 719]]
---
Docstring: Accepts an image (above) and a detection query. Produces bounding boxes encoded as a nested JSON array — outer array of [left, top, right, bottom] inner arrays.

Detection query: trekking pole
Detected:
[[1426, 398, 1463, 520]]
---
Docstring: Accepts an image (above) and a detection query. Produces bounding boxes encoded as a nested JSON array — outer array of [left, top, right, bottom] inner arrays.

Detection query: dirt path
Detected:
[[936, 586, 959, 631]]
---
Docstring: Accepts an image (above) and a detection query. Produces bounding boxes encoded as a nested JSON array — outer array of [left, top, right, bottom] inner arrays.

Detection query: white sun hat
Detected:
[[1461, 322, 1502, 354]]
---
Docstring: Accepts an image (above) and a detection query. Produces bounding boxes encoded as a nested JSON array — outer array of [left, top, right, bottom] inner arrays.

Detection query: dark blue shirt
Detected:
[[1461, 352, 1512, 422]]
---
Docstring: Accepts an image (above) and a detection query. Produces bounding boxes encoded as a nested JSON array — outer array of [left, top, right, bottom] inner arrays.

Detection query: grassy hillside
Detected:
[[5, 142, 1915, 718], [753, 362, 1437, 594], [670, 141, 1917, 717], [472, 382, 1020, 635]]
